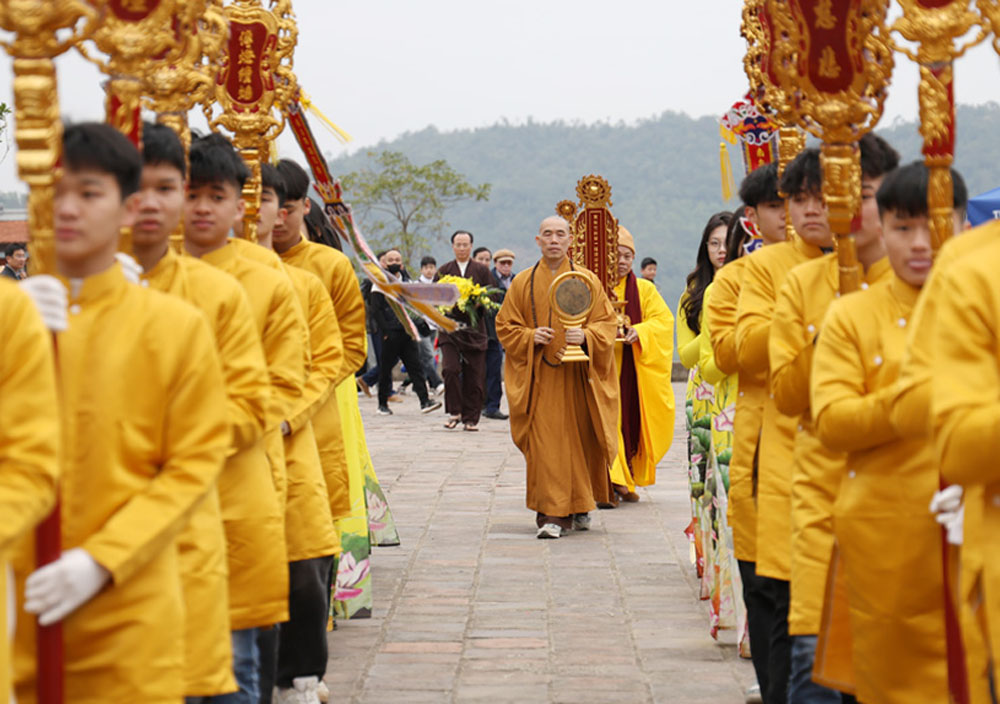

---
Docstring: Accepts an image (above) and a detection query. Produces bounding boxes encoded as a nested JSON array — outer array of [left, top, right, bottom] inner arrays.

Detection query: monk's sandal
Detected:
[[536, 523, 562, 539]]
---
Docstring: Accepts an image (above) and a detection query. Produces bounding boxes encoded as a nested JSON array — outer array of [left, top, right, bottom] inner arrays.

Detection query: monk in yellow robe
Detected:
[[496, 215, 619, 539], [608, 225, 675, 500], [812, 162, 967, 704], [0, 281, 60, 704], [13, 123, 230, 704]]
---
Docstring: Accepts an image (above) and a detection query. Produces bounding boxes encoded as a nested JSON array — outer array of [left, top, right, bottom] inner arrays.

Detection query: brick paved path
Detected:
[[326, 383, 754, 703]]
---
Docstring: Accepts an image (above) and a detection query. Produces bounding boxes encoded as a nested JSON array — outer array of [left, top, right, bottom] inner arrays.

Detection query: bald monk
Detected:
[[609, 226, 676, 501], [496, 216, 619, 539]]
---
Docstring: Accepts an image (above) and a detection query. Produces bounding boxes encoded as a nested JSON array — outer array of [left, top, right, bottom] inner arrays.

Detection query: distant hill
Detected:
[[327, 103, 1000, 312]]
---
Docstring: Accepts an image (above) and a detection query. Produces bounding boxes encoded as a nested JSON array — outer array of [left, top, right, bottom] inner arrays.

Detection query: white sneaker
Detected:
[[572, 513, 591, 531], [275, 675, 321, 704], [536, 523, 562, 539], [435, 382, 445, 395], [316, 680, 330, 702], [745, 684, 763, 703]]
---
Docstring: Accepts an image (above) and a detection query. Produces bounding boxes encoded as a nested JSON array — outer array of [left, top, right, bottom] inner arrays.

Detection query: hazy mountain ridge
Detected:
[[327, 103, 1000, 311]]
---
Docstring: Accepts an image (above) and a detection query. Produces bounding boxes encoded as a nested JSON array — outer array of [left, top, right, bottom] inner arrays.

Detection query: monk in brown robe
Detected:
[[496, 216, 619, 539]]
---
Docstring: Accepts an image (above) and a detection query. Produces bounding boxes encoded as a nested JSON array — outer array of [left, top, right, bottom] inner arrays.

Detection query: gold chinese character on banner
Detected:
[[816, 0, 836, 29], [240, 29, 253, 47], [818, 46, 841, 77]]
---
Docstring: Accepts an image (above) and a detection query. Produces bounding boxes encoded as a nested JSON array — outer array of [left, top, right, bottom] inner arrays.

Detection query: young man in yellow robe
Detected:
[[0, 281, 60, 704], [891, 217, 995, 702], [495, 216, 619, 539], [705, 163, 785, 702], [736, 149, 831, 704], [812, 161, 967, 704], [185, 132, 313, 703], [609, 225, 675, 500], [254, 163, 342, 704], [932, 220, 1000, 703], [134, 123, 288, 700], [12, 122, 230, 704], [769, 134, 898, 703]]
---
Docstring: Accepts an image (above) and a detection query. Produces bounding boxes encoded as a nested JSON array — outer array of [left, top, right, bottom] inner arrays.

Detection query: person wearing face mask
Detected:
[[369, 248, 442, 416]]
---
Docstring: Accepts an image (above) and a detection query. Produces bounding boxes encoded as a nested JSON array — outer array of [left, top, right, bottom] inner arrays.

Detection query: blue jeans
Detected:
[[361, 332, 382, 387], [484, 338, 504, 413], [187, 627, 260, 704], [788, 635, 851, 703]]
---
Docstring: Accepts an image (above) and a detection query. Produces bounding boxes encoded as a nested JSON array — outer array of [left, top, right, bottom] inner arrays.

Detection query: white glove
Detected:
[[23, 548, 111, 626], [18, 275, 68, 332], [115, 252, 143, 284], [930, 485, 964, 546]]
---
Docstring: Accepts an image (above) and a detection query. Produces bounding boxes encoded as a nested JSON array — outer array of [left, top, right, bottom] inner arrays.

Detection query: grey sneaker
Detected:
[[376, 406, 393, 416], [572, 513, 591, 531], [745, 684, 762, 703], [420, 399, 442, 414], [536, 523, 562, 539]]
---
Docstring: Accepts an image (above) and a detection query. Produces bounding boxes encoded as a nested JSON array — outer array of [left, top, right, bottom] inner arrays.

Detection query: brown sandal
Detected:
[[463, 424, 479, 432], [444, 417, 460, 429]]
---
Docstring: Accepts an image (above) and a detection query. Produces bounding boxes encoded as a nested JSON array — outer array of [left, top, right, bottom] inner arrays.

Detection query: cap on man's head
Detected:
[[493, 248, 515, 263], [617, 226, 635, 254]]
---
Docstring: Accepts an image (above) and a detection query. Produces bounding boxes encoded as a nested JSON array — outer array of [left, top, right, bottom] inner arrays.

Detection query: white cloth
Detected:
[[457, 259, 469, 277], [930, 485, 964, 546], [18, 275, 68, 332], [24, 548, 111, 626]]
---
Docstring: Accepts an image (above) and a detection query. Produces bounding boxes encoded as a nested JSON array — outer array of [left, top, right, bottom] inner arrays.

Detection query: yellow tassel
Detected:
[[719, 125, 737, 202], [299, 91, 353, 144]]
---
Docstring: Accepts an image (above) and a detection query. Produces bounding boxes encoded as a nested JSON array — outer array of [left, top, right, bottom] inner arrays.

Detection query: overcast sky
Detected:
[[1, 0, 999, 192]]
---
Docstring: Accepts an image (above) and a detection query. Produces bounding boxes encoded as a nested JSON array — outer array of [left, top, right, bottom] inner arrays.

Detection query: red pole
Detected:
[[34, 499, 62, 704]]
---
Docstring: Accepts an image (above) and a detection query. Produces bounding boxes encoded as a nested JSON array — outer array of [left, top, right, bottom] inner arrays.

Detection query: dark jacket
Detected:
[[0, 265, 20, 281], [369, 269, 430, 337], [435, 259, 493, 350]]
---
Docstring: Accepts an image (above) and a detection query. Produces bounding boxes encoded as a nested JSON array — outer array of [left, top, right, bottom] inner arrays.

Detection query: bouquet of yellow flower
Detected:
[[436, 275, 502, 326]]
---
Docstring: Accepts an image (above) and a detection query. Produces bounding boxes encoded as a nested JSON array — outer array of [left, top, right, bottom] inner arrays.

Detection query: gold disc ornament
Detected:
[[549, 271, 596, 363]]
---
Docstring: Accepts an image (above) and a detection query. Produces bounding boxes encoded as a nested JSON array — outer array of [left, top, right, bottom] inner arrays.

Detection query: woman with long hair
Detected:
[[695, 210, 755, 658], [677, 211, 731, 601]]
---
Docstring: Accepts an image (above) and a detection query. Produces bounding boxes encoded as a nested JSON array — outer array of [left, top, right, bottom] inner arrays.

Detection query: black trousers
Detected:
[[739, 559, 774, 697], [760, 575, 791, 704], [276, 556, 336, 688], [440, 342, 486, 424], [484, 338, 504, 413], [378, 331, 429, 406]]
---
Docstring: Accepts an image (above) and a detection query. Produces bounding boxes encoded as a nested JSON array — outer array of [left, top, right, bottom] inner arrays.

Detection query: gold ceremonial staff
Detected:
[[203, 0, 297, 243], [770, 0, 894, 295], [141, 0, 229, 251], [742, 0, 805, 241], [894, 1, 987, 251], [0, 1, 105, 276]]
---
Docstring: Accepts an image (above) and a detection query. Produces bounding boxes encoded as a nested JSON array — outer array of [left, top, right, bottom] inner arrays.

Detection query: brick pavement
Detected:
[[326, 382, 755, 703]]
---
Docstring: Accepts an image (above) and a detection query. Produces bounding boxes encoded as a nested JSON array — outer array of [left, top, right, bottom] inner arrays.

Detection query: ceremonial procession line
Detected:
[[326, 383, 754, 703]]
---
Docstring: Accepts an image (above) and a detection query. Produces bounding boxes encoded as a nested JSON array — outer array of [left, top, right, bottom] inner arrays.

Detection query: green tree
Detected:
[[340, 149, 491, 266], [0, 102, 11, 165]]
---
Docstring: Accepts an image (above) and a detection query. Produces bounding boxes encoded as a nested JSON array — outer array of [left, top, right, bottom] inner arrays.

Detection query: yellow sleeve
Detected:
[[934, 263, 1000, 486], [286, 275, 343, 434], [263, 275, 308, 428], [328, 251, 367, 381], [84, 311, 230, 585], [676, 291, 700, 369], [633, 279, 674, 362], [0, 283, 59, 551], [890, 270, 941, 439], [736, 255, 774, 376], [770, 275, 813, 417], [214, 281, 271, 454], [698, 283, 725, 385], [811, 300, 898, 453], [706, 266, 741, 376]]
